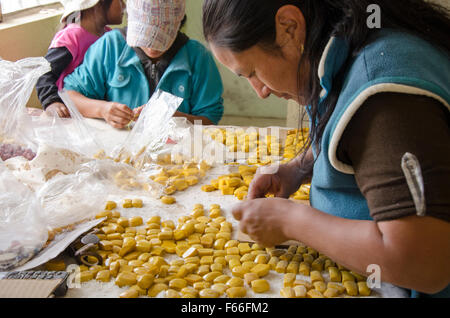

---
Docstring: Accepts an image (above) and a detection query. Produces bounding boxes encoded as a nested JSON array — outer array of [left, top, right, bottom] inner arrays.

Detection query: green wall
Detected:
[[183, 0, 288, 120]]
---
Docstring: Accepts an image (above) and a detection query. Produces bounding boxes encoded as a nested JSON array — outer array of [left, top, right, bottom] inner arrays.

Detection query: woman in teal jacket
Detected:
[[203, 0, 450, 297], [64, 0, 224, 128]]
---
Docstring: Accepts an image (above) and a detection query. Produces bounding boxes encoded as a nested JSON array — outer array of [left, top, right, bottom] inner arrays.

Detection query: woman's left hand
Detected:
[[232, 198, 298, 247]]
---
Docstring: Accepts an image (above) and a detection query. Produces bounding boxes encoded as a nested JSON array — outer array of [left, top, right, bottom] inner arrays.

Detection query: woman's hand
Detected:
[[101, 102, 134, 129], [232, 198, 299, 247], [248, 148, 313, 199], [247, 163, 301, 199], [45, 102, 71, 118]]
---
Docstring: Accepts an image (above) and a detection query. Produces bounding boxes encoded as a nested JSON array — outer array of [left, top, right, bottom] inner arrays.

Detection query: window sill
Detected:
[[0, 3, 63, 31]]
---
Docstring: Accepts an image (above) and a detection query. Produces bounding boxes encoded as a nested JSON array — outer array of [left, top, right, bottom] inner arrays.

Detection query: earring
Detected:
[[300, 44, 304, 55]]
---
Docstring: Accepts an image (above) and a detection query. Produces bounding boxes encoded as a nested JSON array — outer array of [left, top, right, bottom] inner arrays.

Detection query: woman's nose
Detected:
[[248, 78, 271, 99]]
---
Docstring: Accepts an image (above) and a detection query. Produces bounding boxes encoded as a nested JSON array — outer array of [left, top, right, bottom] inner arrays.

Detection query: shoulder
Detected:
[[94, 29, 126, 47], [50, 24, 85, 47], [86, 29, 128, 58], [182, 39, 214, 60], [184, 39, 208, 52], [363, 29, 445, 58], [169, 39, 218, 75], [326, 30, 450, 174], [56, 24, 85, 37], [359, 29, 450, 81]]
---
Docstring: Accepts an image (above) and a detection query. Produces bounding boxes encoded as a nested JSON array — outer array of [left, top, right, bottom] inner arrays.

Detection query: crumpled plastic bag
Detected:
[[0, 57, 104, 162], [0, 57, 50, 159], [0, 163, 48, 271], [4, 143, 90, 191]]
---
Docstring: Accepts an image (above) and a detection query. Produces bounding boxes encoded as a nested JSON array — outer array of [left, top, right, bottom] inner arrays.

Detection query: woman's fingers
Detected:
[[106, 114, 129, 129], [231, 202, 244, 221], [231, 198, 293, 248], [239, 222, 248, 235], [60, 107, 71, 118], [248, 173, 284, 199], [111, 104, 133, 120], [233, 203, 250, 236], [110, 115, 129, 127], [106, 104, 135, 128], [247, 174, 272, 199]]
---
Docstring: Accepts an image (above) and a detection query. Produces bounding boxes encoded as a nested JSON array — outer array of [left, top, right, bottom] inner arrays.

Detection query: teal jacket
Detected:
[[64, 29, 224, 124], [308, 29, 450, 297]]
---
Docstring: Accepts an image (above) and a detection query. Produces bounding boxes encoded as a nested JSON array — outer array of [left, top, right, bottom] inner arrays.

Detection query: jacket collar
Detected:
[[317, 36, 350, 103], [163, 40, 192, 76], [118, 44, 141, 68]]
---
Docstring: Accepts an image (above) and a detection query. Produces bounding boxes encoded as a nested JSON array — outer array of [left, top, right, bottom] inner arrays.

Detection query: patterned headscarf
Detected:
[[127, 0, 186, 52]]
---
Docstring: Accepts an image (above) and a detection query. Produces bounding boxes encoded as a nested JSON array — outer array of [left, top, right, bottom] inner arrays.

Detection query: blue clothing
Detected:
[[64, 29, 224, 124], [308, 29, 450, 297]]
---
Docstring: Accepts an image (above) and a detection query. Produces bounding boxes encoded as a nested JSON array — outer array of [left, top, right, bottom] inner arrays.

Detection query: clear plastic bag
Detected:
[[36, 165, 109, 232], [111, 90, 183, 169], [0, 57, 51, 159], [0, 57, 103, 163], [0, 164, 48, 271], [36, 159, 163, 233], [29, 90, 105, 159]]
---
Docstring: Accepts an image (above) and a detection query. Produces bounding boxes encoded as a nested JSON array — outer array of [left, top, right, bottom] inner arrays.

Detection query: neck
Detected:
[[80, 9, 106, 37], [149, 57, 162, 63]]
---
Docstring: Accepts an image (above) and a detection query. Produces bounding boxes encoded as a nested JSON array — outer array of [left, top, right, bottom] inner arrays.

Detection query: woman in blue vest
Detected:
[[203, 0, 450, 297], [64, 0, 224, 128]]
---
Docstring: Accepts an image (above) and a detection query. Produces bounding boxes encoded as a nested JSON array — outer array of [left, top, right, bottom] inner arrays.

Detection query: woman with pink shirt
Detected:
[[36, 0, 125, 118]]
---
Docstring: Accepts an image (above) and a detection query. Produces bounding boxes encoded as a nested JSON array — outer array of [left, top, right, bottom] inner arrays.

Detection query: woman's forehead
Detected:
[[210, 44, 258, 74]]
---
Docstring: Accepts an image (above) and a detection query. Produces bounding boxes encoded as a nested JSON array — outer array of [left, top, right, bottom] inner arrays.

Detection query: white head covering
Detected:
[[126, 0, 186, 52], [60, 0, 100, 22]]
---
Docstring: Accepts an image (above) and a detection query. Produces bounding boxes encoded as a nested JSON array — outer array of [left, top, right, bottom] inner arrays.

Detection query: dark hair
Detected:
[[203, 0, 450, 174], [180, 15, 187, 29]]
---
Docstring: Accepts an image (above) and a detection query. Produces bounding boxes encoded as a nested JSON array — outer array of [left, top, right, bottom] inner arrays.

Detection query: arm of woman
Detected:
[[66, 90, 133, 129], [63, 34, 133, 128], [234, 93, 450, 294], [36, 47, 72, 117], [233, 200, 450, 294]]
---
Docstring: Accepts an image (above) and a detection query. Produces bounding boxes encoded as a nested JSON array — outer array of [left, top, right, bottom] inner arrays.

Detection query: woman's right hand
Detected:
[[101, 102, 134, 129], [248, 149, 313, 199]]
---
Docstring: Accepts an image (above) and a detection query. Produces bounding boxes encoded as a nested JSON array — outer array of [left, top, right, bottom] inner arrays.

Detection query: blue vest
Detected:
[[309, 29, 450, 297]]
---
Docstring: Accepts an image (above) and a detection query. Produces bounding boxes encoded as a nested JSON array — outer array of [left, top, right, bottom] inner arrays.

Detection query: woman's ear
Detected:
[[275, 5, 306, 50]]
